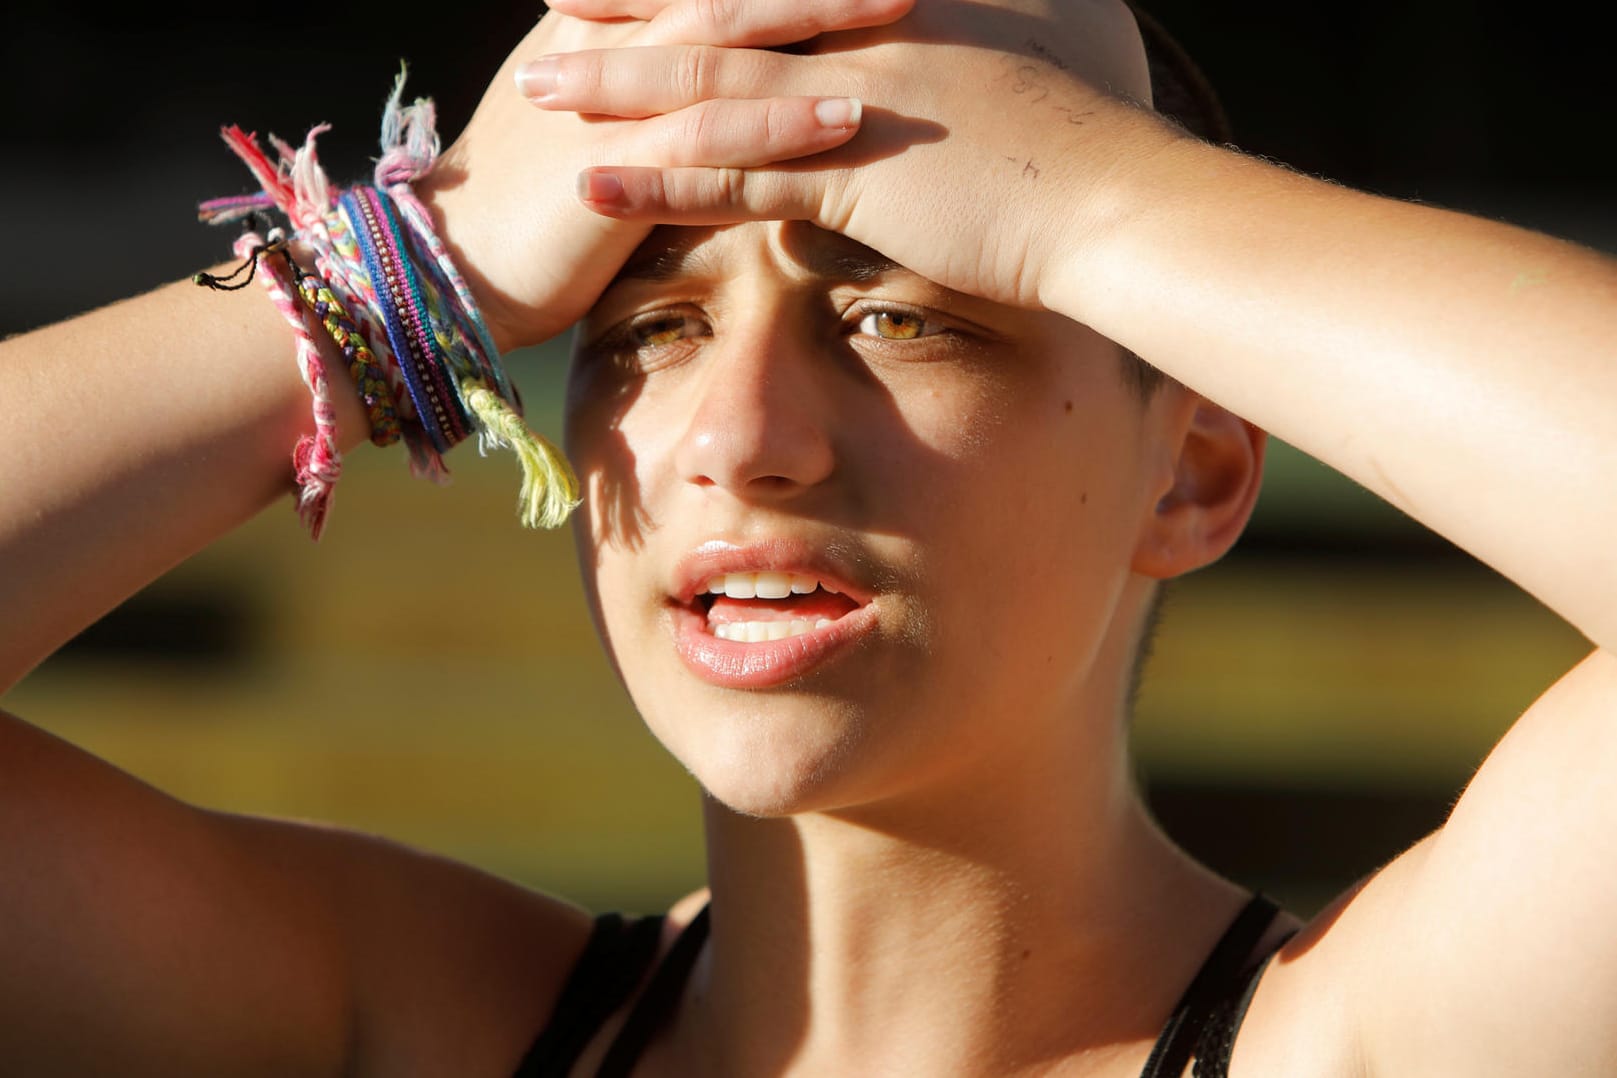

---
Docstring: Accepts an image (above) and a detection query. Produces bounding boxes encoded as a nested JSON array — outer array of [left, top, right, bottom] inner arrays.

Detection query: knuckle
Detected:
[[683, 101, 721, 157], [674, 45, 719, 101], [646, 169, 673, 210], [571, 53, 606, 99], [818, 172, 853, 231], [691, 0, 736, 36], [762, 100, 794, 146], [712, 167, 747, 207]]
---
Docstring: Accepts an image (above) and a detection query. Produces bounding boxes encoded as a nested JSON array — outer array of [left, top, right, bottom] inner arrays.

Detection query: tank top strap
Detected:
[[1137, 892, 1292, 1078], [595, 903, 712, 1077], [513, 911, 666, 1077]]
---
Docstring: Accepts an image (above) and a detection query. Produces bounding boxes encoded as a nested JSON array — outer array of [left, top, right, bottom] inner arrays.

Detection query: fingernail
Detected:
[[813, 97, 862, 129], [578, 170, 624, 203], [516, 55, 560, 101]]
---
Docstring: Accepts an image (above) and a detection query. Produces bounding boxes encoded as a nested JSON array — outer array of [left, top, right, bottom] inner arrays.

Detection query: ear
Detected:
[[1131, 393, 1267, 580]]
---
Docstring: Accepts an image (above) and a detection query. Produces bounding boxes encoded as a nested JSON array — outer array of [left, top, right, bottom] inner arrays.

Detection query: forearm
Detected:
[[0, 270, 365, 689], [1061, 138, 1617, 648]]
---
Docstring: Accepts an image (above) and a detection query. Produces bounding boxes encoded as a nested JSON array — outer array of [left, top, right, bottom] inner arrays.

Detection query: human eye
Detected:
[[625, 310, 707, 349], [630, 311, 708, 350], [853, 305, 947, 342], [585, 308, 710, 373]]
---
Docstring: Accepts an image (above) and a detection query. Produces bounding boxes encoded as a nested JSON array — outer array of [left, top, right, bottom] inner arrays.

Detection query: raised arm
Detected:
[[525, 0, 1617, 1069], [0, 3, 899, 1072], [0, 269, 360, 690], [530, 2, 1617, 652]]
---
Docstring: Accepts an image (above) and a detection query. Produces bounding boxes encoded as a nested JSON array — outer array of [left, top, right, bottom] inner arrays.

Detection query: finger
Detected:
[[576, 164, 834, 227], [545, 0, 669, 19], [518, 45, 798, 115], [651, 0, 913, 47], [551, 0, 914, 47], [618, 96, 863, 167]]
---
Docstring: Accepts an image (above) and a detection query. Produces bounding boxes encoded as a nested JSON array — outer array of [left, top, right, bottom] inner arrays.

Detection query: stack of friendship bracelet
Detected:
[[196, 68, 578, 540]]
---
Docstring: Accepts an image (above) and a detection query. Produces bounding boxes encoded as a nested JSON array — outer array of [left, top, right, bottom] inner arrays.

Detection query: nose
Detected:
[[672, 327, 836, 499]]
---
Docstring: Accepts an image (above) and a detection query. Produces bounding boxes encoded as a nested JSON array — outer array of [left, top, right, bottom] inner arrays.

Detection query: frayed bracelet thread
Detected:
[[197, 64, 578, 537]]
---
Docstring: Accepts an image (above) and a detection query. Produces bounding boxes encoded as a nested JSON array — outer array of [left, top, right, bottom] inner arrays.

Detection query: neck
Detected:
[[679, 708, 1244, 1077]]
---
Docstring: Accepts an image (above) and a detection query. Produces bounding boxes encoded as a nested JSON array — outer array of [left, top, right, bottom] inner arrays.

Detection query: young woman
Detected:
[[3, 0, 1614, 1074]]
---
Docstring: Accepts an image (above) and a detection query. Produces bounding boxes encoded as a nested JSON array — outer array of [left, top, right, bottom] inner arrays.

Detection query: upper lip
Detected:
[[669, 538, 873, 606]]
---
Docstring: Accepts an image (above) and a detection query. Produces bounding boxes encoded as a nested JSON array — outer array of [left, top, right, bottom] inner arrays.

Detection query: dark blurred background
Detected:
[[2, 2, 1606, 915]]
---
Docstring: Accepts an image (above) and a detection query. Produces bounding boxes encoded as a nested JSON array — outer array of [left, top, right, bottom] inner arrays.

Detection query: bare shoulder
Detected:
[[1233, 648, 1617, 1076], [0, 706, 595, 1077], [219, 812, 599, 1076]]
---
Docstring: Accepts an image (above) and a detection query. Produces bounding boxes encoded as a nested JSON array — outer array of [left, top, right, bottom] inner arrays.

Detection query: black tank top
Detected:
[[515, 893, 1290, 1078]]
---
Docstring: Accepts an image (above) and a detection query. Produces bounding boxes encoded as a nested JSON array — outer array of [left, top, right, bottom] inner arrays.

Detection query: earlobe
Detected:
[[1131, 398, 1267, 580]]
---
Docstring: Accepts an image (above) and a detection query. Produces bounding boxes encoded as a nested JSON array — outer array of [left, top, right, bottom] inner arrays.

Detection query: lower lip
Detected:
[[671, 601, 880, 689]]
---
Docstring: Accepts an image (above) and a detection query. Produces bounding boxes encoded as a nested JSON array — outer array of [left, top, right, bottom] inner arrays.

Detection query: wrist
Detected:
[[412, 164, 523, 356], [1036, 107, 1205, 328]]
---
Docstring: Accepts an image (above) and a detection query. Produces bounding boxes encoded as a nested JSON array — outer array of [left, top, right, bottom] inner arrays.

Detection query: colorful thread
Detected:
[[196, 65, 579, 534], [339, 185, 469, 452], [289, 264, 402, 448], [219, 228, 342, 539]]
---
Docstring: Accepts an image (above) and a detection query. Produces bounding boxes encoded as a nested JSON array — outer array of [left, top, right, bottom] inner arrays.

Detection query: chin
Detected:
[[643, 691, 879, 818]]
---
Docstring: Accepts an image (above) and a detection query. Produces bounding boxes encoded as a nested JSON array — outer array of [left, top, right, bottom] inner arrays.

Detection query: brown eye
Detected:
[[857, 309, 938, 341], [632, 314, 704, 348]]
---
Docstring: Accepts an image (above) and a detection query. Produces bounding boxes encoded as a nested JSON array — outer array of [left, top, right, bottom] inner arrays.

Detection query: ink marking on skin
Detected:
[[1510, 268, 1549, 293], [1003, 50, 1092, 128], [1052, 105, 1094, 126], [1011, 65, 1052, 104], [1025, 40, 1070, 72], [1003, 156, 1040, 180]]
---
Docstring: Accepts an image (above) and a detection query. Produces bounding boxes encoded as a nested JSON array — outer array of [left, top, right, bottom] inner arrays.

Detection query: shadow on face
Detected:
[[561, 218, 1143, 575]]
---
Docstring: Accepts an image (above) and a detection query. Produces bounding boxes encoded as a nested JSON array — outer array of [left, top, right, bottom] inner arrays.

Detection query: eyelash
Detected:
[[853, 305, 947, 342], [588, 302, 953, 372]]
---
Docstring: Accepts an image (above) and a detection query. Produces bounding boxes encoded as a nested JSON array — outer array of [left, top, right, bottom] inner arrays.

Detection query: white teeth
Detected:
[[714, 619, 823, 642], [704, 571, 835, 597], [754, 572, 792, 600]]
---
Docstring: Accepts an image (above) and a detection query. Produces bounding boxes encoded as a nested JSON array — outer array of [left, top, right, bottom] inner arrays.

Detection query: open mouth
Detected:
[[695, 572, 862, 641], [668, 546, 881, 687]]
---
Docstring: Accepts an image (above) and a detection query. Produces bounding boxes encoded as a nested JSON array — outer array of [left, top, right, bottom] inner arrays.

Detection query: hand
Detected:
[[420, 0, 914, 351], [524, 0, 1189, 315]]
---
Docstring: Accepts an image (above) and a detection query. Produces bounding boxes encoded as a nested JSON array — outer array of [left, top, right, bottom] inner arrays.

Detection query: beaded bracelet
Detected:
[[196, 66, 579, 536], [339, 183, 471, 453], [288, 258, 403, 448]]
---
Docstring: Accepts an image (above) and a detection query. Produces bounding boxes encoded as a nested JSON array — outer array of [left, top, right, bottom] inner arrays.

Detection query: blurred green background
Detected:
[[1, 0, 1609, 919]]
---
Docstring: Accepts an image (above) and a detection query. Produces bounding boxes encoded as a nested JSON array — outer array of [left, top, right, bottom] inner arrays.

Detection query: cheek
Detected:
[[565, 365, 674, 561], [889, 364, 1149, 683], [883, 356, 1143, 530]]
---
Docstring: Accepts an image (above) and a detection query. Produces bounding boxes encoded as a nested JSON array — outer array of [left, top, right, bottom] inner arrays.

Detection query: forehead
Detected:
[[609, 222, 904, 290], [578, 221, 1123, 373]]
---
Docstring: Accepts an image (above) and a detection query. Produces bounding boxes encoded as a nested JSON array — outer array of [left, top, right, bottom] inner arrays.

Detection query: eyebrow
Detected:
[[615, 243, 713, 283], [614, 233, 902, 285], [798, 244, 901, 283]]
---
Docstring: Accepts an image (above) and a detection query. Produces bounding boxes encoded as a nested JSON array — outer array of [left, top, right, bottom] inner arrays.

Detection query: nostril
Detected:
[[748, 475, 807, 494]]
